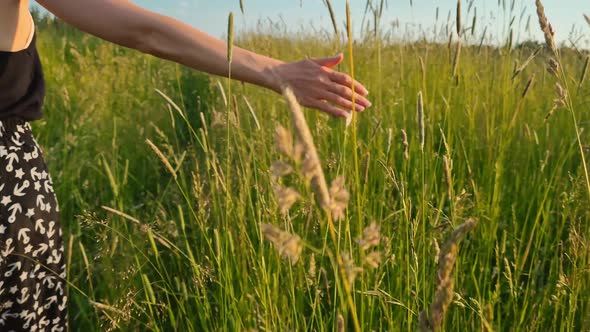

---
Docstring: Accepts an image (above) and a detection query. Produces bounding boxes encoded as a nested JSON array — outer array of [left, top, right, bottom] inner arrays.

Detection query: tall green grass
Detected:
[[30, 4, 590, 331]]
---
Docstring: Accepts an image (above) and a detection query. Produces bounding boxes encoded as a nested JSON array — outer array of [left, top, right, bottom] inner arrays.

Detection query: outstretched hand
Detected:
[[269, 54, 371, 118]]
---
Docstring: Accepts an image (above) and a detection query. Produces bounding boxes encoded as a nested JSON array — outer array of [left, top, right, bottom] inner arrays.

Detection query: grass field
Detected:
[[30, 2, 590, 331]]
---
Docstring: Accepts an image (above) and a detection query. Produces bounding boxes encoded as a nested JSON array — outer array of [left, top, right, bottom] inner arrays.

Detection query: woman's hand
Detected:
[[268, 54, 371, 118]]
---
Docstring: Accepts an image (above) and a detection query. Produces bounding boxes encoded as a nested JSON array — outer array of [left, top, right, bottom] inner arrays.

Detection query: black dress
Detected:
[[0, 24, 68, 331]]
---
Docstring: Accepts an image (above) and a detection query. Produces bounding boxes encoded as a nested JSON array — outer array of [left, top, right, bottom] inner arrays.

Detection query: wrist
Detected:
[[260, 58, 285, 94]]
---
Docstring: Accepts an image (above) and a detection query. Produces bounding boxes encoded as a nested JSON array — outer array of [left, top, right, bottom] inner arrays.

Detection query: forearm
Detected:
[[37, 0, 282, 92]]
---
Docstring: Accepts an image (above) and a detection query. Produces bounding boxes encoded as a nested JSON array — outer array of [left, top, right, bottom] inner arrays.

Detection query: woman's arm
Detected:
[[35, 0, 371, 117]]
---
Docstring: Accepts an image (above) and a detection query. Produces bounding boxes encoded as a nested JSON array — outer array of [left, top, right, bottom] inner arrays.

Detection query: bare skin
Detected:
[[1, 0, 371, 117]]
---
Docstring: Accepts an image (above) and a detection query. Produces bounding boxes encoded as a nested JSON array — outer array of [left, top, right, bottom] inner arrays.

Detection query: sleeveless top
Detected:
[[0, 12, 45, 121]]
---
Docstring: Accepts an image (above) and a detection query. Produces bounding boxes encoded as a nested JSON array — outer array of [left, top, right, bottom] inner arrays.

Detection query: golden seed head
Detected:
[[547, 58, 560, 76], [363, 251, 383, 269], [336, 313, 345, 332], [356, 222, 381, 251], [417, 91, 425, 151], [145, 139, 177, 179], [272, 184, 301, 216], [283, 88, 331, 210], [401, 129, 409, 160], [341, 252, 364, 285], [274, 124, 294, 158], [535, 0, 556, 53], [555, 82, 567, 100], [329, 176, 350, 221], [270, 161, 293, 180], [433, 238, 440, 264], [260, 223, 303, 265]]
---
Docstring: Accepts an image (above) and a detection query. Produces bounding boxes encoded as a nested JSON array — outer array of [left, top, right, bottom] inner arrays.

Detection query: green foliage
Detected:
[[32, 13, 590, 332]]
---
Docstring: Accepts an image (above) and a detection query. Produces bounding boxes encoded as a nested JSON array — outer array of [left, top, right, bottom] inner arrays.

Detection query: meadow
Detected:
[[31, 1, 590, 331]]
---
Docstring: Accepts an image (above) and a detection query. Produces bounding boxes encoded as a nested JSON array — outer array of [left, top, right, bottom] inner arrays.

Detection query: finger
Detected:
[[327, 70, 369, 96], [310, 53, 344, 68], [320, 91, 366, 113], [305, 99, 349, 118], [326, 83, 372, 109]]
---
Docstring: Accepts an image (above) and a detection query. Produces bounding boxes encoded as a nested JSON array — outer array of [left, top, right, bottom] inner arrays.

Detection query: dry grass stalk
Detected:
[[512, 48, 541, 80], [535, 0, 556, 53], [584, 14, 590, 27], [419, 218, 478, 331], [417, 91, 425, 152], [260, 223, 303, 265], [579, 55, 589, 88], [325, 0, 339, 38], [442, 155, 453, 199], [227, 12, 234, 64], [471, 8, 477, 36], [433, 238, 440, 264], [336, 313, 345, 332], [283, 88, 331, 210], [456, 0, 462, 36], [272, 184, 300, 216], [521, 74, 536, 98], [452, 41, 462, 77], [401, 129, 409, 160], [146, 139, 177, 179]]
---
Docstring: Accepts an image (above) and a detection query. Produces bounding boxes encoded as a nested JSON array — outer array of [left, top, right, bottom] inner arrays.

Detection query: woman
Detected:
[[0, 0, 371, 330]]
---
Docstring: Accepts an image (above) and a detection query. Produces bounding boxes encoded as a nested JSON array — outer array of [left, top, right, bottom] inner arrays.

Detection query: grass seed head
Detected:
[[401, 129, 409, 160], [272, 184, 300, 216], [329, 176, 350, 221], [555, 82, 567, 100], [336, 313, 345, 332], [260, 223, 303, 265], [547, 58, 560, 76], [417, 91, 425, 152], [535, 0, 556, 53], [145, 139, 177, 179], [341, 252, 364, 285], [420, 218, 478, 331], [442, 155, 453, 199], [363, 251, 382, 269], [274, 124, 294, 158], [283, 88, 331, 210], [356, 222, 381, 251], [271, 161, 293, 180]]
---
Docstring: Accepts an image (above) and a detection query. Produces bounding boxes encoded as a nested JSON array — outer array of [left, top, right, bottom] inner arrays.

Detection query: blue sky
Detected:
[[35, 1, 589, 47]]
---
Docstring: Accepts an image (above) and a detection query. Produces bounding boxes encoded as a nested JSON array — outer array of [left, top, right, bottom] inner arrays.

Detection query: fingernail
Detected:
[[357, 106, 365, 112]]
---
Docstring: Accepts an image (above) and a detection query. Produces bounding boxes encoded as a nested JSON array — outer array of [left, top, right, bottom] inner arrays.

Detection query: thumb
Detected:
[[311, 53, 344, 68]]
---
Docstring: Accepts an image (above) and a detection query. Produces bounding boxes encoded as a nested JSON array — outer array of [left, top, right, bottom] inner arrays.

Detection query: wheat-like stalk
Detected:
[[401, 129, 409, 160], [283, 88, 331, 210], [146, 139, 177, 179], [535, 0, 556, 53], [579, 56, 589, 89], [419, 218, 478, 331], [456, 0, 462, 36], [417, 91, 425, 152]]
